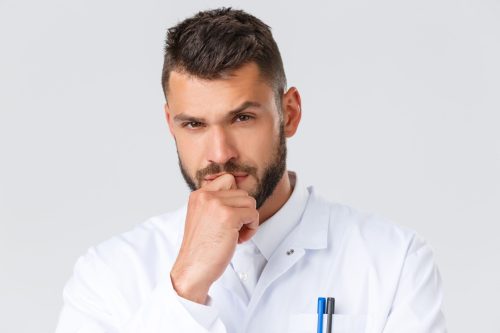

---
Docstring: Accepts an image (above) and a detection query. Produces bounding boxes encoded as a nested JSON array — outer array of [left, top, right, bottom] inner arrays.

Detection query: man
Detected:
[[56, 7, 446, 333]]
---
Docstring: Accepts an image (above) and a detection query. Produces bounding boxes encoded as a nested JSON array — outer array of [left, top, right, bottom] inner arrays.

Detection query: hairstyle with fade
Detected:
[[161, 7, 287, 112]]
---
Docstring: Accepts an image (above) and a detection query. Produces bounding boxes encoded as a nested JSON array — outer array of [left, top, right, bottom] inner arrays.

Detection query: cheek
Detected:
[[235, 123, 278, 168], [176, 139, 202, 172]]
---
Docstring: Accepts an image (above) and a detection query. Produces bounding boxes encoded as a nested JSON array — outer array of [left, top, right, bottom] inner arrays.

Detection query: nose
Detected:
[[206, 125, 238, 165]]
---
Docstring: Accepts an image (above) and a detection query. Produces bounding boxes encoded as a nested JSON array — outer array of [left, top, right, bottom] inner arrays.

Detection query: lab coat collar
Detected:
[[289, 185, 330, 251], [251, 171, 310, 260]]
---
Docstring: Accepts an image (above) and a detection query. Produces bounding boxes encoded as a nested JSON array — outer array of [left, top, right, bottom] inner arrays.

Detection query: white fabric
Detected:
[[229, 171, 309, 302], [230, 241, 267, 301], [55, 172, 447, 333], [251, 171, 309, 261]]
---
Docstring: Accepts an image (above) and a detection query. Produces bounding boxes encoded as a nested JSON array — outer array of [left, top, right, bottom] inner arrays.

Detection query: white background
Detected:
[[1, 0, 499, 332]]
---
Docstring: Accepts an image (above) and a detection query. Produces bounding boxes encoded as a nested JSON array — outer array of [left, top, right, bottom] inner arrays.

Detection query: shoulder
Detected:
[[311, 187, 430, 262], [92, 205, 187, 264], [65, 205, 187, 294], [311, 188, 440, 299], [60, 206, 188, 321]]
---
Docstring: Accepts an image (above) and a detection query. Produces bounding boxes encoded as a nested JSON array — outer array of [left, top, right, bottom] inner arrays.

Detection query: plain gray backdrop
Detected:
[[1, 0, 499, 332]]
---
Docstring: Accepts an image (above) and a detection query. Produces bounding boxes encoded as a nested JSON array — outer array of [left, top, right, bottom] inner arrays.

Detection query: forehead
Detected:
[[167, 62, 275, 117]]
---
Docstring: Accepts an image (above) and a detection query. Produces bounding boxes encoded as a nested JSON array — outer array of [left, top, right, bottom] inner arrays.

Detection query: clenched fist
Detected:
[[170, 173, 260, 304]]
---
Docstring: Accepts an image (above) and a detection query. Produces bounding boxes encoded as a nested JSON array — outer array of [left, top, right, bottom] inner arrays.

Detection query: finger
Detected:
[[222, 207, 259, 230], [234, 207, 259, 228], [203, 173, 237, 191], [238, 225, 258, 244], [210, 189, 250, 198], [219, 195, 256, 209], [238, 211, 259, 243]]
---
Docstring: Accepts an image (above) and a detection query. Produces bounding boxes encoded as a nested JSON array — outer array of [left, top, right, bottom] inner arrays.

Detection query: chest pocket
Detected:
[[288, 313, 367, 332]]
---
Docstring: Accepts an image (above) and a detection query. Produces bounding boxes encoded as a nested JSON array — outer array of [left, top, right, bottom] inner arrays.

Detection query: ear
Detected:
[[281, 87, 302, 138], [164, 102, 175, 137]]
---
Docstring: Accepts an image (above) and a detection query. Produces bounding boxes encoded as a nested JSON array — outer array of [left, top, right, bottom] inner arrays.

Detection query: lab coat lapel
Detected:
[[245, 187, 330, 320]]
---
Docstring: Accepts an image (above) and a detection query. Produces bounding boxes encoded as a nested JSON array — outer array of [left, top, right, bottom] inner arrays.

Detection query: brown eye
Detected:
[[235, 114, 252, 122], [183, 121, 203, 129]]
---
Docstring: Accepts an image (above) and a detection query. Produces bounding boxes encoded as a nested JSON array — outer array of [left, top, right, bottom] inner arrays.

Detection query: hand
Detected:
[[170, 173, 259, 304]]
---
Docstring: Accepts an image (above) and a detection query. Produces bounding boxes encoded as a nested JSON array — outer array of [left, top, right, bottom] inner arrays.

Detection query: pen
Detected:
[[326, 297, 335, 333], [317, 297, 326, 333]]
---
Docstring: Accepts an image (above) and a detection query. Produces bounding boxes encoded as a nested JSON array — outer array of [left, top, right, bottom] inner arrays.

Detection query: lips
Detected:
[[204, 172, 248, 181]]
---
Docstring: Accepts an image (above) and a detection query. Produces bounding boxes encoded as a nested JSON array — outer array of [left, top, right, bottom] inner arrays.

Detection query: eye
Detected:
[[234, 114, 253, 122], [182, 121, 203, 129]]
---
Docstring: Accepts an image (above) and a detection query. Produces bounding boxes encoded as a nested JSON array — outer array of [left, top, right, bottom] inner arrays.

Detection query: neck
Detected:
[[257, 170, 295, 225]]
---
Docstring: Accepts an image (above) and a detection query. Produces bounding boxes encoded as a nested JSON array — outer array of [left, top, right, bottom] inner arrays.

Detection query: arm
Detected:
[[383, 236, 447, 333], [55, 174, 257, 333], [55, 248, 227, 333]]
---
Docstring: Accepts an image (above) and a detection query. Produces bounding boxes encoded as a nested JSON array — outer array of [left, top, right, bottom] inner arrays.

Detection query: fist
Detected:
[[170, 173, 259, 304]]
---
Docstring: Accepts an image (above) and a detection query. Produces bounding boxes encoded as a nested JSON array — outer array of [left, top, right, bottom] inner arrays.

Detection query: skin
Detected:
[[164, 62, 302, 304]]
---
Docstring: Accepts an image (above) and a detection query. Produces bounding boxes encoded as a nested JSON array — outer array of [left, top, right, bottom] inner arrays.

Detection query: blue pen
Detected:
[[317, 297, 326, 333]]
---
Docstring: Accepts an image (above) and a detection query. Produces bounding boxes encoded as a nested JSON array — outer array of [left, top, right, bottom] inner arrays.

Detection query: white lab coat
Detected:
[[55, 185, 446, 333]]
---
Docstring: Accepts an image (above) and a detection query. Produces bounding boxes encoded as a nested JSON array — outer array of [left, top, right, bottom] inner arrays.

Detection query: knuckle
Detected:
[[219, 206, 233, 221], [236, 189, 249, 196], [195, 191, 212, 204], [209, 195, 224, 208], [247, 196, 257, 208]]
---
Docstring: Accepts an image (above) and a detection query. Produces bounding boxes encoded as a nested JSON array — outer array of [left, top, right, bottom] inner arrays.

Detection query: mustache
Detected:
[[195, 160, 257, 184]]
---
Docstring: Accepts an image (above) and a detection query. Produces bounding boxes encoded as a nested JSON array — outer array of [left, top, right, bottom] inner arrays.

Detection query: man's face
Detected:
[[165, 62, 286, 209]]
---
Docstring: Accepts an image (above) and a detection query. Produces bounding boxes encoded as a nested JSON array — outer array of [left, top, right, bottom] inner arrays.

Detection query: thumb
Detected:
[[203, 173, 237, 191]]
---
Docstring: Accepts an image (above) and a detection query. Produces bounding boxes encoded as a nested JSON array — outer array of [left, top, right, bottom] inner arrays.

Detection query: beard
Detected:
[[177, 123, 287, 209]]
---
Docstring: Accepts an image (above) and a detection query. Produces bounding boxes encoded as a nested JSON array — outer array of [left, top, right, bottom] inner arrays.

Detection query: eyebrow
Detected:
[[173, 101, 262, 124]]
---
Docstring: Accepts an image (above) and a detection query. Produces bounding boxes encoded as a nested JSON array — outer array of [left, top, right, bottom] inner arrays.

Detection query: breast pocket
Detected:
[[288, 313, 367, 333]]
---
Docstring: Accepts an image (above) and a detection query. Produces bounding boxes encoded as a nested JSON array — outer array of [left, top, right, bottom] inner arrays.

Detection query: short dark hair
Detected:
[[161, 7, 287, 110]]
